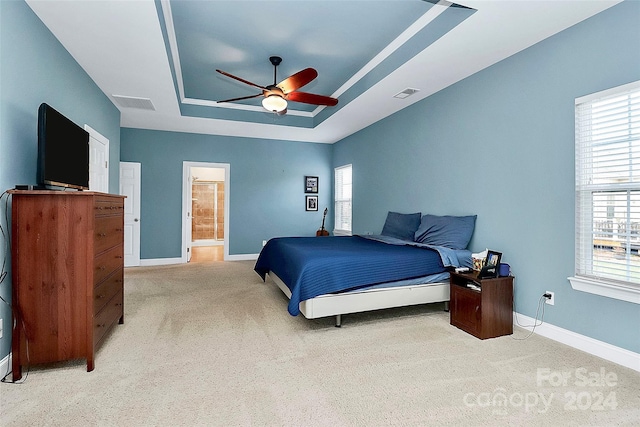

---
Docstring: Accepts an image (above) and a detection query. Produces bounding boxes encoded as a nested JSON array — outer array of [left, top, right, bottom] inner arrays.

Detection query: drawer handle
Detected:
[[115, 228, 123, 232], [99, 266, 106, 271], [116, 255, 123, 259], [96, 294, 105, 299], [97, 323, 106, 328], [98, 233, 107, 237]]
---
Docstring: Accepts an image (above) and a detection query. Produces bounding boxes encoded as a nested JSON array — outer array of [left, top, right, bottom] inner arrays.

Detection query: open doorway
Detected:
[[191, 167, 224, 261], [182, 162, 230, 263]]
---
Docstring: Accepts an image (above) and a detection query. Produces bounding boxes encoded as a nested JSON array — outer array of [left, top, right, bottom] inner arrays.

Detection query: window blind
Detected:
[[334, 164, 352, 233], [575, 82, 640, 286]]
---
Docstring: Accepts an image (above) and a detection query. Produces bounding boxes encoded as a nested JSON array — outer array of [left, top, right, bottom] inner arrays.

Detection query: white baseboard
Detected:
[[514, 312, 640, 372], [137, 254, 258, 266], [139, 257, 183, 267], [226, 254, 258, 261]]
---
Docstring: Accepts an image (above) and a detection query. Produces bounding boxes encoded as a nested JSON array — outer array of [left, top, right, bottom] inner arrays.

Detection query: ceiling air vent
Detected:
[[112, 95, 156, 111], [393, 88, 419, 99]]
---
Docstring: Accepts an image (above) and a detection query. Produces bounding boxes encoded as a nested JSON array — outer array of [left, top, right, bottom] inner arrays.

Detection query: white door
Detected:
[[186, 167, 193, 262], [85, 125, 109, 192], [120, 162, 141, 267]]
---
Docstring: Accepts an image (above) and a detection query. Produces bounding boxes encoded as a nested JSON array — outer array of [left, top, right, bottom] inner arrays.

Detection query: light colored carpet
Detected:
[[1, 260, 639, 426]]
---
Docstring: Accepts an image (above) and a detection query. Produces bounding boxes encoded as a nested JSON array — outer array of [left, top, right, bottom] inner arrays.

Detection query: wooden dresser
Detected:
[[9, 190, 125, 380]]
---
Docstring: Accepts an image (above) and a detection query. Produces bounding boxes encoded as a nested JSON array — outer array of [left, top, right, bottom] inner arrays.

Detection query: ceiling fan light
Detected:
[[262, 95, 287, 113]]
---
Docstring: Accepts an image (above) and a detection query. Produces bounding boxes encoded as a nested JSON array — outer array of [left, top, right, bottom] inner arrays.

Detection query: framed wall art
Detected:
[[305, 176, 318, 193], [306, 195, 318, 211]]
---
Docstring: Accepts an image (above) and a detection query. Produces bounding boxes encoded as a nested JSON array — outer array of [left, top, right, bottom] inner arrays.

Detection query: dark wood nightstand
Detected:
[[449, 271, 513, 339]]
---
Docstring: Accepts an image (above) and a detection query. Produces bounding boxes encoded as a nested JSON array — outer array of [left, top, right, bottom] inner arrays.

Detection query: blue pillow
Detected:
[[381, 211, 422, 241], [414, 214, 477, 249]]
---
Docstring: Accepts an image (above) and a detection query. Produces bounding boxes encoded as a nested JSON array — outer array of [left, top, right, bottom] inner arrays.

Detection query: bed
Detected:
[[254, 212, 476, 326]]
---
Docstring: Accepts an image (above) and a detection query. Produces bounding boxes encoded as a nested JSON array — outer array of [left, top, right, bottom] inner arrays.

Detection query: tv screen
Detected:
[[37, 103, 90, 190]]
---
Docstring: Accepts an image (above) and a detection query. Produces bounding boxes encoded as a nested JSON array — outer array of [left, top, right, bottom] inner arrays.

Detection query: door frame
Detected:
[[120, 161, 141, 267], [85, 124, 109, 193], [182, 161, 230, 262]]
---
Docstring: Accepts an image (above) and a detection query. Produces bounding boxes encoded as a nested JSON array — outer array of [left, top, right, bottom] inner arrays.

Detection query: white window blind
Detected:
[[334, 164, 352, 234], [575, 81, 640, 290]]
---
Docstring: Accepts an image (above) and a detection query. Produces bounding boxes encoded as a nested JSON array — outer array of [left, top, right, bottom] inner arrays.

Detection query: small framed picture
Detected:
[[485, 250, 502, 268], [306, 195, 318, 211], [478, 249, 502, 279], [305, 176, 318, 193]]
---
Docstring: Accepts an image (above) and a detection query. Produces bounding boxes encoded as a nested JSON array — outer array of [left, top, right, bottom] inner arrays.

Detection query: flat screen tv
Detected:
[[37, 103, 90, 190]]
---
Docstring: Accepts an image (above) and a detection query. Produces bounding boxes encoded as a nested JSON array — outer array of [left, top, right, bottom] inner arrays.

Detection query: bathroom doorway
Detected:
[[191, 167, 225, 261], [182, 162, 230, 263]]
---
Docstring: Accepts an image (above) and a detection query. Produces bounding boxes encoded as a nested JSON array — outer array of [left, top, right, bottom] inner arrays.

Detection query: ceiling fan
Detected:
[[216, 56, 338, 115]]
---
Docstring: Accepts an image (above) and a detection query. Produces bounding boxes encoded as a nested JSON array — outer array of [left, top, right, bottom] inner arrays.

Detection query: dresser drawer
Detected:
[[93, 291, 123, 347], [94, 245, 123, 285], [94, 268, 123, 314], [94, 215, 124, 255], [94, 196, 124, 217]]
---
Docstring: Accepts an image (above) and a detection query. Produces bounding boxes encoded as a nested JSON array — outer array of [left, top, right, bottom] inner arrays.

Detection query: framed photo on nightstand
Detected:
[[486, 250, 502, 268], [478, 250, 502, 279]]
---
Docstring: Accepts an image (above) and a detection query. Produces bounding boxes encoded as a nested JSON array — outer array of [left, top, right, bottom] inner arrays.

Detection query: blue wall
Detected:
[[0, 1, 121, 364], [120, 128, 333, 258], [1, 0, 638, 365], [333, 1, 640, 353]]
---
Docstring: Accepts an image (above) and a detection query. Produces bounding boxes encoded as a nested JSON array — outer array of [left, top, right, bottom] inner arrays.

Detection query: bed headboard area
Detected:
[[380, 211, 477, 250]]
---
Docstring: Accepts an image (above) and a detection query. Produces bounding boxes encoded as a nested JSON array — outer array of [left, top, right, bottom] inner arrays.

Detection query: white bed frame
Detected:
[[268, 272, 450, 327]]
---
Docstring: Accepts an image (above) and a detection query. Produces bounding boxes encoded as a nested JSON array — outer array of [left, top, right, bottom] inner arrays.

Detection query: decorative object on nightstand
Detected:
[[449, 270, 513, 339], [478, 249, 502, 279], [472, 248, 488, 271], [499, 263, 511, 277]]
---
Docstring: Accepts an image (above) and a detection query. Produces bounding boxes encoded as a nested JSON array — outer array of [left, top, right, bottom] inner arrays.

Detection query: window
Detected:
[[571, 81, 640, 304], [334, 164, 352, 235]]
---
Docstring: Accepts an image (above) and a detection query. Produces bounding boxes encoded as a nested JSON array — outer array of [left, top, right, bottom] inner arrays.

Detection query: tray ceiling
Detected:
[[26, 0, 620, 143]]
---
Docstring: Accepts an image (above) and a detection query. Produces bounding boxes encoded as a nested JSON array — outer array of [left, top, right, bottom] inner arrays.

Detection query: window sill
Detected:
[[568, 276, 640, 305]]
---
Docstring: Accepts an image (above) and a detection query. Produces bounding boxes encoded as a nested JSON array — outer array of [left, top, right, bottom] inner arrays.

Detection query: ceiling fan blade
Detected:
[[216, 69, 267, 90], [287, 91, 338, 106], [217, 93, 263, 103], [277, 68, 318, 94]]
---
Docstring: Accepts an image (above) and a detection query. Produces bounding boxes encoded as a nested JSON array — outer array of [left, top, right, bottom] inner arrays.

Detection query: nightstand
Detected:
[[449, 271, 513, 339]]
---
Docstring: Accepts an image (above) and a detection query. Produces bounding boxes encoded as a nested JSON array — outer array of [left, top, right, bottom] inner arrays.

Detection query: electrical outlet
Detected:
[[544, 291, 555, 306]]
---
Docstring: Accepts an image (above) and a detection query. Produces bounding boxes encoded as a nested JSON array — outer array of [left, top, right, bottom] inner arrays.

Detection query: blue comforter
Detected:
[[254, 235, 470, 316]]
